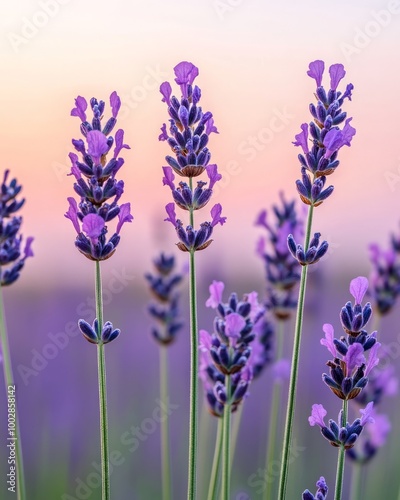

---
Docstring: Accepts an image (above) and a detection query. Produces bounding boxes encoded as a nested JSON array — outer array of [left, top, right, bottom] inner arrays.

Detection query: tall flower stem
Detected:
[[207, 417, 223, 500], [278, 204, 314, 500], [187, 177, 199, 500], [160, 346, 172, 500], [230, 401, 244, 465], [0, 284, 26, 500], [334, 399, 348, 500], [95, 261, 110, 500], [264, 319, 285, 500], [221, 375, 232, 500]]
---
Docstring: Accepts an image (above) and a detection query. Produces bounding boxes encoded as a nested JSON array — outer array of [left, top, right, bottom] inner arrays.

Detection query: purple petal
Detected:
[[162, 166, 175, 190], [225, 313, 246, 344], [160, 82, 172, 105], [365, 342, 381, 376], [206, 164, 222, 190], [87, 130, 109, 164], [205, 280, 224, 308], [82, 214, 105, 241], [329, 64, 346, 91], [205, 117, 219, 135], [350, 276, 369, 304], [68, 153, 81, 180], [116, 203, 133, 234], [164, 203, 177, 227], [71, 96, 87, 121], [199, 329, 212, 352], [246, 291, 264, 323], [293, 123, 309, 154], [308, 403, 327, 428], [64, 197, 80, 234], [174, 61, 199, 86], [159, 123, 168, 141], [341, 118, 356, 145], [323, 128, 343, 158], [320, 323, 336, 358], [210, 203, 227, 227], [360, 402, 375, 426], [307, 60, 325, 87], [23, 236, 34, 258], [255, 209, 269, 230], [110, 91, 121, 118], [344, 343, 365, 375], [113, 129, 131, 159]]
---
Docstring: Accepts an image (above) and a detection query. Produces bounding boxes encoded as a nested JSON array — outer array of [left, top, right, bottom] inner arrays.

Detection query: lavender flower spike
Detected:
[[66, 91, 132, 261], [0, 170, 34, 285], [340, 276, 372, 336], [302, 476, 328, 500]]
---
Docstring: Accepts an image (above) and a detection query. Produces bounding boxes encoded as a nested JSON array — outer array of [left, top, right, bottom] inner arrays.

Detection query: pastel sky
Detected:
[[1, 0, 399, 287]]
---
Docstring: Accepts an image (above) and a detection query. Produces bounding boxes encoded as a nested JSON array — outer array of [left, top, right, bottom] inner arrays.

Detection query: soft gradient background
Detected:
[[1, 0, 400, 498]]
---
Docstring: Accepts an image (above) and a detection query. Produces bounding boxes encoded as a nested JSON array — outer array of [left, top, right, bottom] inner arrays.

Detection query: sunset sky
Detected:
[[1, 0, 399, 287]]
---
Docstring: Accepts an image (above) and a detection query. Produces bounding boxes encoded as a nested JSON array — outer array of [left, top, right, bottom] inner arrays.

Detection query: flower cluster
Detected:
[[309, 402, 375, 449], [160, 62, 226, 252], [0, 170, 33, 286], [309, 277, 380, 450], [289, 60, 356, 268], [65, 92, 133, 261], [293, 60, 356, 205], [78, 318, 120, 345], [199, 281, 264, 416], [321, 278, 379, 400], [145, 253, 184, 345], [368, 238, 400, 315], [302, 476, 328, 500], [255, 192, 303, 319]]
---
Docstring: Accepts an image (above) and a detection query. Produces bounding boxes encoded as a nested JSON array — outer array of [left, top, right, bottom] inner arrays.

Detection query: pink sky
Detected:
[[1, 0, 399, 287]]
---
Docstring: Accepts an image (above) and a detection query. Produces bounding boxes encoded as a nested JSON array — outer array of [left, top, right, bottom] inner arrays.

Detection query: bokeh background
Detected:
[[1, 0, 400, 498]]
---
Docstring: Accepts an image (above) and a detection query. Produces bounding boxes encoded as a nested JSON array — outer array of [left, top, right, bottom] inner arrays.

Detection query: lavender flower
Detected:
[[255, 192, 303, 319], [287, 231, 328, 266], [302, 476, 328, 500], [340, 276, 372, 336], [199, 281, 263, 415], [309, 402, 374, 449], [78, 319, 120, 345], [146, 253, 184, 345], [368, 242, 400, 315], [0, 170, 34, 285], [160, 62, 225, 252], [65, 92, 133, 261]]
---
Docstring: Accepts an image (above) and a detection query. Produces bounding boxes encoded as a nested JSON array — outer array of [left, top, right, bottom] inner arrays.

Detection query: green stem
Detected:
[[278, 205, 314, 500], [160, 346, 172, 500], [221, 375, 232, 500], [207, 417, 223, 500], [95, 261, 110, 500], [264, 319, 285, 500], [0, 285, 26, 500], [334, 399, 348, 500], [349, 463, 362, 500], [187, 176, 199, 500]]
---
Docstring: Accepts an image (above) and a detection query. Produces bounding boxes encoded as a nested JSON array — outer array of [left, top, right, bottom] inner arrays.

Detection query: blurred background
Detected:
[[0, 0, 400, 498]]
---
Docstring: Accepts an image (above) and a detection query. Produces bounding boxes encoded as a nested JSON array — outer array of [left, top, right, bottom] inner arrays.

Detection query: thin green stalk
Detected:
[[198, 403, 212, 500], [160, 346, 172, 500], [221, 375, 232, 500], [278, 204, 314, 500], [349, 463, 362, 500], [334, 399, 348, 500], [0, 284, 26, 500], [207, 417, 223, 500], [95, 261, 110, 500], [187, 176, 199, 500], [264, 320, 285, 500]]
